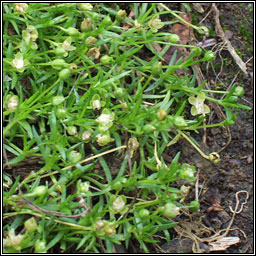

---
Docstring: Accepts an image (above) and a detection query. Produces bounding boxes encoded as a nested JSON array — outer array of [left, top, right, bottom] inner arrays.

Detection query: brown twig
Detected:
[[212, 3, 248, 76]]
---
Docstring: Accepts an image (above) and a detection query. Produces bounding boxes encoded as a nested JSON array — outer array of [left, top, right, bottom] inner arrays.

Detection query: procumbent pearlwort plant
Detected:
[[3, 3, 251, 253]]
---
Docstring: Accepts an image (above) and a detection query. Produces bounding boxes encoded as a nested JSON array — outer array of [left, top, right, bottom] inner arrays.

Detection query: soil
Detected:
[[3, 3, 253, 254], [158, 3, 254, 254]]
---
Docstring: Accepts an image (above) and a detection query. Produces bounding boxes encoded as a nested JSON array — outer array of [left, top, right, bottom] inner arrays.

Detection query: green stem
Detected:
[[159, 3, 200, 31]]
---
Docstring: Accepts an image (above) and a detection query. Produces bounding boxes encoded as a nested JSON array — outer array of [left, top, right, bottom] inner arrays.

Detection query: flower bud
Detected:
[[169, 193, 179, 201], [233, 86, 244, 97], [114, 88, 124, 98], [143, 124, 156, 134], [35, 239, 47, 253], [65, 27, 81, 37], [28, 186, 47, 197], [67, 126, 77, 136], [116, 10, 127, 21], [112, 195, 126, 212], [52, 96, 65, 105], [81, 18, 92, 32], [96, 133, 114, 146], [6, 95, 19, 112], [102, 15, 112, 26], [157, 109, 167, 121], [95, 220, 105, 230], [204, 50, 216, 61], [82, 130, 92, 141], [173, 116, 187, 128], [68, 150, 81, 164], [86, 36, 97, 46], [190, 47, 202, 57], [78, 3, 93, 11], [54, 47, 66, 56], [162, 202, 180, 218], [56, 107, 67, 119], [168, 33, 180, 43], [189, 200, 200, 212], [208, 152, 220, 164], [24, 217, 37, 232], [103, 222, 116, 235], [151, 61, 162, 77], [59, 68, 71, 80], [227, 95, 238, 103], [100, 55, 113, 64], [51, 59, 68, 70], [138, 209, 150, 219], [15, 3, 28, 14]]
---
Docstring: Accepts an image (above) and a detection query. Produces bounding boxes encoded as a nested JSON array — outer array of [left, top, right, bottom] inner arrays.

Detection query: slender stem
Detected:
[[178, 130, 209, 160], [159, 3, 200, 31]]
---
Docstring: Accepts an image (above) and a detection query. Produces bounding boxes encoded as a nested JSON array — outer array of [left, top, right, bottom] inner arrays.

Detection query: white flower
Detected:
[[134, 19, 142, 29], [78, 3, 93, 11], [96, 133, 114, 146], [4, 228, 24, 250], [13, 58, 24, 69], [15, 3, 28, 14], [112, 196, 126, 211], [11, 52, 28, 72], [96, 114, 112, 125], [92, 99, 101, 110], [62, 37, 76, 51], [79, 181, 90, 196], [82, 130, 92, 141]]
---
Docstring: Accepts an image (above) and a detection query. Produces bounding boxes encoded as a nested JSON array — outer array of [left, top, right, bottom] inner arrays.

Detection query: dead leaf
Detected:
[[209, 237, 240, 251]]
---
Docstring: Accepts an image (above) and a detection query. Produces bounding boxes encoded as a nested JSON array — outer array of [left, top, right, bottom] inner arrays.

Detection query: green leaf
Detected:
[[45, 231, 64, 250]]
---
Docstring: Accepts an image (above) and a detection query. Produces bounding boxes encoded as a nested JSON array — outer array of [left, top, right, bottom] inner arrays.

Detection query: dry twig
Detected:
[[212, 3, 248, 76]]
